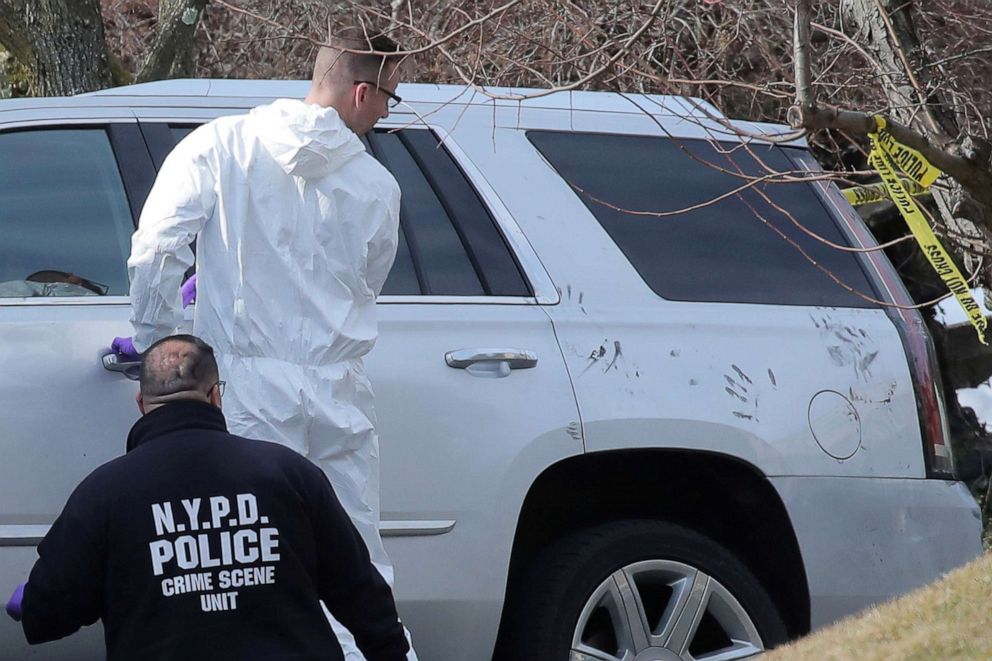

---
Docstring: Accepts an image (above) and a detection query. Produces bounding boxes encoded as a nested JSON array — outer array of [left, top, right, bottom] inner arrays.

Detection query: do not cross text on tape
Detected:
[[866, 116, 987, 345]]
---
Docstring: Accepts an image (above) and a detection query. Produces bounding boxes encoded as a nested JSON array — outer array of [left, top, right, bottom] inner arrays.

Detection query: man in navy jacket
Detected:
[[5, 334, 410, 661]]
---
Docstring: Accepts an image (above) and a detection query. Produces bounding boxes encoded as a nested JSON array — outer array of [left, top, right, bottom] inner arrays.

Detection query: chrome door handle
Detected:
[[445, 348, 538, 375], [102, 353, 141, 381]]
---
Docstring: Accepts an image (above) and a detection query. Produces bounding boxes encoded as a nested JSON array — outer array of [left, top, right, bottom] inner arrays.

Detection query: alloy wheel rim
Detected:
[[569, 559, 765, 661]]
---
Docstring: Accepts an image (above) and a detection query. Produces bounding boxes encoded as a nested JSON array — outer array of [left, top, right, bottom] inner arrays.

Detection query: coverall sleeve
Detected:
[[127, 132, 218, 352], [366, 181, 401, 299], [20, 481, 105, 644], [307, 466, 409, 661]]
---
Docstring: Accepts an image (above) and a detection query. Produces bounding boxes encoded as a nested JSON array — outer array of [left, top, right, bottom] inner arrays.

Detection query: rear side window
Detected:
[[0, 129, 134, 297], [171, 126, 195, 144], [368, 129, 531, 297], [369, 131, 484, 295], [143, 123, 531, 298], [528, 131, 875, 307]]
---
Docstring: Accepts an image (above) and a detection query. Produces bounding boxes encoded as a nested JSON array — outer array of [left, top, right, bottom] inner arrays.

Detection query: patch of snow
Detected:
[[958, 384, 992, 427], [934, 287, 991, 328]]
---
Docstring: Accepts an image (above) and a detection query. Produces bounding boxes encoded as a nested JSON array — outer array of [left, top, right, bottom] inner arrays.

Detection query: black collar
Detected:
[[126, 400, 228, 452]]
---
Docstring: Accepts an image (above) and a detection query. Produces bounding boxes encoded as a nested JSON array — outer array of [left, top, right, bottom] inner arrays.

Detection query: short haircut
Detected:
[[312, 31, 402, 87], [139, 334, 219, 399]]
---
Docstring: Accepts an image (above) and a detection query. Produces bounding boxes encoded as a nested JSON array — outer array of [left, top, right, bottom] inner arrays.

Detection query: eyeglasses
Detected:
[[354, 80, 402, 109], [211, 381, 226, 397]]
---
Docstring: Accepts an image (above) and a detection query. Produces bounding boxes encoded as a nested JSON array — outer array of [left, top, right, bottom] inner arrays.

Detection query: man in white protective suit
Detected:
[[113, 32, 417, 661]]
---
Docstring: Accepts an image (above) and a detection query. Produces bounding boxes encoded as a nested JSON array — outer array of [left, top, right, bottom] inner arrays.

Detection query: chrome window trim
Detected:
[[0, 115, 138, 130], [131, 107, 246, 122], [378, 295, 540, 305], [0, 296, 131, 307], [0, 525, 48, 547], [0, 295, 545, 306], [0, 295, 544, 307]]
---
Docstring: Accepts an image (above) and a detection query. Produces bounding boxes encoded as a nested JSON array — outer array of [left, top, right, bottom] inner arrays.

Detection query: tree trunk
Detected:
[[840, 0, 992, 268], [841, 0, 960, 140], [0, 0, 113, 96], [136, 0, 209, 83]]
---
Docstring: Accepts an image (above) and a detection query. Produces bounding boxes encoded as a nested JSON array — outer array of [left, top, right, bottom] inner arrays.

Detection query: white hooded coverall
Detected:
[[127, 99, 412, 660]]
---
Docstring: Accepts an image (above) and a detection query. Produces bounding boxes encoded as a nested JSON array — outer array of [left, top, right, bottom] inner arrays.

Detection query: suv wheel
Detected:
[[495, 520, 788, 661]]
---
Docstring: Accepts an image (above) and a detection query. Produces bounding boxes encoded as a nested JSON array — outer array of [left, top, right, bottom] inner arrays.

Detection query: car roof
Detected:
[[2, 79, 716, 116], [83, 80, 721, 116], [0, 79, 806, 146]]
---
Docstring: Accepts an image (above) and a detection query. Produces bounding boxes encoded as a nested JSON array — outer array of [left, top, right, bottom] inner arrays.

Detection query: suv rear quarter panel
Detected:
[[439, 106, 985, 632]]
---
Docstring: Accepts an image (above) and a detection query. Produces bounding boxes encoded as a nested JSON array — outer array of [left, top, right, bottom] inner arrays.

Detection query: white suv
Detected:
[[0, 81, 982, 661]]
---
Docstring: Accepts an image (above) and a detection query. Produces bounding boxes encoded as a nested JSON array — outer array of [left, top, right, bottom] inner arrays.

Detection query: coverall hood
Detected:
[[250, 99, 366, 179]]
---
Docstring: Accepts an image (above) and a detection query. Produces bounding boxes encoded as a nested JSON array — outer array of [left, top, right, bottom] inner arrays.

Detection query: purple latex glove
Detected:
[[6, 583, 24, 621], [181, 273, 197, 309], [111, 336, 141, 360]]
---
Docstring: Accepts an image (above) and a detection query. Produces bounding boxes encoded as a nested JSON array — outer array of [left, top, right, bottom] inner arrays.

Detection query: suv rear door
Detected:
[[132, 107, 582, 661]]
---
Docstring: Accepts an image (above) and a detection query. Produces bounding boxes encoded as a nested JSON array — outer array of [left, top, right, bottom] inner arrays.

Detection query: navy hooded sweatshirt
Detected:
[[20, 400, 409, 661]]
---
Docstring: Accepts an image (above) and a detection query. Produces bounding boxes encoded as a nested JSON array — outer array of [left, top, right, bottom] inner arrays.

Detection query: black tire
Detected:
[[494, 520, 789, 661]]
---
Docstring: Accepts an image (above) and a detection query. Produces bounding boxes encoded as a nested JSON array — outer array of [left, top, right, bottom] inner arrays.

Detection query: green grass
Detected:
[[764, 553, 992, 660]]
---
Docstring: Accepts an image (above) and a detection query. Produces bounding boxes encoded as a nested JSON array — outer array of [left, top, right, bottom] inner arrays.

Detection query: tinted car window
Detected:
[[0, 129, 133, 297], [528, 131, 876, 307], [380, 223, 419, 295], [144, 122, 530, 297], [370, 131, 484, 296], [399, 130, 530, 296], [171, 126, 195, 144], [145, 121, 425, 296], [368, 129, 530, 296]]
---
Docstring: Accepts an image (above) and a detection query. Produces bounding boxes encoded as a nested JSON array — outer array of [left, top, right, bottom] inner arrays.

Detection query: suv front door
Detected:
[[0, 111, 156, 659]]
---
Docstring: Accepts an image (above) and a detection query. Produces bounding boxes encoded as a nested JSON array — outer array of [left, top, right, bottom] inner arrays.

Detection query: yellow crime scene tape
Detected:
[[842, 178, 929, 206], [866, 116, 987, 345]]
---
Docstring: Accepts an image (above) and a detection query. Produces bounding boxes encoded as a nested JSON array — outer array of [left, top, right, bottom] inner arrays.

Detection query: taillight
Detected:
[[889, 307, 955, 478]]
